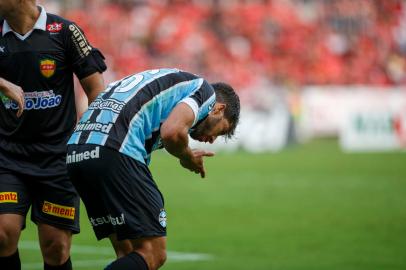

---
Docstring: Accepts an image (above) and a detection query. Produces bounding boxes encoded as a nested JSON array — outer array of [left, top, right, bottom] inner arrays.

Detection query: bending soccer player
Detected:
[[66, 68, 240, 270]]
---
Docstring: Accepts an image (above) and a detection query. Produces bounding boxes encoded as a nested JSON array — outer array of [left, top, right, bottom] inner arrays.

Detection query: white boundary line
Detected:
[[20, 240, 113, 255], [22, 259, 112, 269], [20, 240, 213, 268]]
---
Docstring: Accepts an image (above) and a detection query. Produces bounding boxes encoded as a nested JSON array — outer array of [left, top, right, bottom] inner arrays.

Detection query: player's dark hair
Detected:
[[211, 82, 240, 138]]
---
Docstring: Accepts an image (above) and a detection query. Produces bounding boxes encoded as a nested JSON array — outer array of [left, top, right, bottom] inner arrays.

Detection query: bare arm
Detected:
[[79, 72, 105, 104], [161, 103, 214, 178], [0, 77, 24, 117], [161, 103, 195, 160]]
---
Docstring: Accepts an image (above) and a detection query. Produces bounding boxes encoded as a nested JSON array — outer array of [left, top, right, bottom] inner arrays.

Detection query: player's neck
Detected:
[[5, 5, 40, 36]]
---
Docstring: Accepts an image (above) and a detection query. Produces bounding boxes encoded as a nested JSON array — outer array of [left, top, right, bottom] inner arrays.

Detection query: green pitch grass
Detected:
[[20, 139, 406, 269]]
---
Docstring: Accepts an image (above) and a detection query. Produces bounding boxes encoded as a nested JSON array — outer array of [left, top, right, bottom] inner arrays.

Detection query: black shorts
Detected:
[[66, 144, 166, 241], [0, 167, 80, 233]]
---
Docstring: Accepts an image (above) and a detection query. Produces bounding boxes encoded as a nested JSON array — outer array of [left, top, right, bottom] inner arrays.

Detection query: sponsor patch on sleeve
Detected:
[[0, 192, 18, 203], [42, 201, 76, 220], [68, 23, 92, 58]]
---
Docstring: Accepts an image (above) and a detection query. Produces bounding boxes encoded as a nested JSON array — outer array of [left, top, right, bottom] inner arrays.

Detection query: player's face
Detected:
[[190, 103, 231, 144]]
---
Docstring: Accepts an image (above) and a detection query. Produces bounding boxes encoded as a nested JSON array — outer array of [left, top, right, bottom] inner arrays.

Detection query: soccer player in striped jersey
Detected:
[[66, 68, 240, 270]]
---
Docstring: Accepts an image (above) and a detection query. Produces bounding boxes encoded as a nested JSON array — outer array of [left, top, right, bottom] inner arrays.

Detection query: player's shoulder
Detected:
[[45, 13, 81, 35], [45, 13, 69, 31]]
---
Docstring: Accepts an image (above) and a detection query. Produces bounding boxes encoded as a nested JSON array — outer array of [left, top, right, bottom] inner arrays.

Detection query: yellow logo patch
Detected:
[[42, 201, 75, 220], [40, 59, 56, 78], [0, 192, 18, 203]]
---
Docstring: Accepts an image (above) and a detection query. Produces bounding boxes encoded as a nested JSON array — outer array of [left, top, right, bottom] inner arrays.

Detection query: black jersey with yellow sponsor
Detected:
[[0, 7, 106, 176]]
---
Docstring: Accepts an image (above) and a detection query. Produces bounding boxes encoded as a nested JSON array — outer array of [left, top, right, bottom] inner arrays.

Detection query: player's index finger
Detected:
[[203, 151, 215, 157], [198, 163, 205, 178]]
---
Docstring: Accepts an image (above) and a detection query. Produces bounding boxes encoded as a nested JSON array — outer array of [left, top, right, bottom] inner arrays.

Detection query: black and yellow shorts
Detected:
[[0, 166, 80, 233]]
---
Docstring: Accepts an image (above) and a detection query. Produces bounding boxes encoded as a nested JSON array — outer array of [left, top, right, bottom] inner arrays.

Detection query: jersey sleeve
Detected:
[[65, 22, 107, 80], [179, 79, 216, 126]]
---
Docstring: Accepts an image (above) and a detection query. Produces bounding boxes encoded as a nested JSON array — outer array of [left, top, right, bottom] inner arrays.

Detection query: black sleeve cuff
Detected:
[[73, 48, 107, 80]]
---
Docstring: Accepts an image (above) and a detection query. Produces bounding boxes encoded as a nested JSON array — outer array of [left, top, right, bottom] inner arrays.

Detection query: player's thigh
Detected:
[[131, 236, 166, 253], [0, 214, 25, 256], [0, 170, 31, 217], [38, 223, 72, 242], [99, 150, 167, 241], [68, 145, 167, 241], [30, 173, 80, 235], [0, 170, 30, 253], [37, 223, 72, 251], [108, 234, 133, 258], [66, 145, 115, 240]]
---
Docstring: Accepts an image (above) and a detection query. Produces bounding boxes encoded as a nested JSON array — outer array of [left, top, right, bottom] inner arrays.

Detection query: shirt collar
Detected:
[[2, 5, 47, 38]]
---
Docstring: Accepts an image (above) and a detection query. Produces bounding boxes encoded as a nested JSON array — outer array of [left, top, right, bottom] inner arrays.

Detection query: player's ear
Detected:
[[212, 103, 226, 115]]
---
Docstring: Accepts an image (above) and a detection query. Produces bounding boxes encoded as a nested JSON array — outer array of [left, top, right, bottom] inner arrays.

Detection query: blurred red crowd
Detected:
[[65, 0, 406, 89]]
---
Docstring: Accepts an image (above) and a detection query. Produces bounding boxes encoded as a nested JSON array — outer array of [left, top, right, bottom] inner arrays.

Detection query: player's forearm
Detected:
[[0, 77, 8, 92], [80, 72, 105, 104], [0, 77, 22, 96], [161, 129, 194, 161]]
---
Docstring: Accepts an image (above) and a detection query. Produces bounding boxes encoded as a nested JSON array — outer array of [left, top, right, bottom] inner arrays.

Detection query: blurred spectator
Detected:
[[58, 0, 405, 90]]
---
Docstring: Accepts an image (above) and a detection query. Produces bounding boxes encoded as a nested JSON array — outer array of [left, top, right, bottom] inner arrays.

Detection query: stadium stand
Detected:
[[62, 0, 405, 90]]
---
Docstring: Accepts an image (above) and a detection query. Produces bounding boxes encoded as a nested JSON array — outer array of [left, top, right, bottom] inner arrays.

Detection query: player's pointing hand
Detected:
[[193, 149, 215, 178], [180, 149, 215, 178]]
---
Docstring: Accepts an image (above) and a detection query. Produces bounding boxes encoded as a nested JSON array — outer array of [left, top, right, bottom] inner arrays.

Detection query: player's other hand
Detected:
[[180, 149, 215, 178], [0, 78, 24, 117]]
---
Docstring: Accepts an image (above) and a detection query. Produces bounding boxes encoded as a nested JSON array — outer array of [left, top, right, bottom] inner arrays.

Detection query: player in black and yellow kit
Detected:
[[0, 1, 106, 269]]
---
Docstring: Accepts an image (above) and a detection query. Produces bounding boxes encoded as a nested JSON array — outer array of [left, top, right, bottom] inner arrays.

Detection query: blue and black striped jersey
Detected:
[[68, 68, 216, 165]]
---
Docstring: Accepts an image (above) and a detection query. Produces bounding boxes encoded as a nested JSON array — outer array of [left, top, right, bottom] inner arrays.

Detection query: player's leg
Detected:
[[131, 236, 167, 270], [109, 234, 133, 258], [0, 171, 31, 270], [37, 224, 72, 268], [0, 214, 24, 270], [67, 145, 168, 269], [30, 173, 80, 270], [68, 145, 135, 260], [106, 236, 166, 270], [67, 145, 120, 251], [0, 214, 24, 255], [100, 148, 167, 270]]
